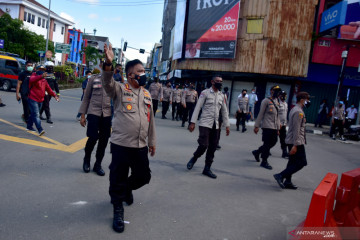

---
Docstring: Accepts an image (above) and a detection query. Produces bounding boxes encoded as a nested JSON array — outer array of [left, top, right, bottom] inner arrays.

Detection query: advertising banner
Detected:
[[185, 0, 240, 59], [173, 1, 187, 60], [319, 1, 347, 33], [338, 0, 360, 40]]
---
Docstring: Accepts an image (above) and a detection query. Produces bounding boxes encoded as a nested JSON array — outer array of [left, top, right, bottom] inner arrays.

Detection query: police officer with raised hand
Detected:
[[102, 43, 156, 234], [78, 68, 111, 177], [187, 75, 230, 179], [149, 77, 162, 116], [278, 91, 289, 158], [181, 83, 198, 127], [274, 92, 310, 190], [171, 83, 182, 121], [160, 81, 172, 119], [252, 86, 281, 170]]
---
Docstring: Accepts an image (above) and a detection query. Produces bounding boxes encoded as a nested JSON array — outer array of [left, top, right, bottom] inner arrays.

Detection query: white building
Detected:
[[0, 0, 74, 64]]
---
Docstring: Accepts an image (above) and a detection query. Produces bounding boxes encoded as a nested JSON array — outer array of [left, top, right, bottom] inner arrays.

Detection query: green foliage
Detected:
[[92, 68, 100, 74], [0, 13, 55, 61], [82, 46, 102, 68]]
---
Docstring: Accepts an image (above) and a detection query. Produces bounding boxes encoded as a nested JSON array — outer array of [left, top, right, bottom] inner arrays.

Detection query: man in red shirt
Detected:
[[27, 65, 59, 136]]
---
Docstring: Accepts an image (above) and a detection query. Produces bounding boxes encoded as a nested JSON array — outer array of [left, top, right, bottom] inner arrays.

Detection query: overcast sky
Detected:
[[36, 0, 165, 63]]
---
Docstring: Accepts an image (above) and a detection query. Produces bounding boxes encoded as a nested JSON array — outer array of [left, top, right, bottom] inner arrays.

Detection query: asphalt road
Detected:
[[0, 88, 359, 240]]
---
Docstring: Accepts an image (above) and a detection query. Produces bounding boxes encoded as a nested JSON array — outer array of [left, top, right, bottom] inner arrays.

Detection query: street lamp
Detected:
[[93, 28, 97, 36]]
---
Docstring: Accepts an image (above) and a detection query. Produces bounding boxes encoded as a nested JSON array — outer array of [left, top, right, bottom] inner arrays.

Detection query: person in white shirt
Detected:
[[248, 88, 258, 121], [345, 104, 358, 130]]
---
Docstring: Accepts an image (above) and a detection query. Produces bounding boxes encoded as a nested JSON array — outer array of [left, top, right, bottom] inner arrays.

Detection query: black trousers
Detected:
[[280, 145, 307, 182], [257, 128, 278, 161], [40, 94, 52, 119], [330, 119, 344, 136], [109, 143, 151, 206], [236, 112, 247, 130], [162, 101, 170, 117], [152, 99, 159, 116], [21, 93, 30, 122], [193, 124, 219, 165], [182, 102, 195, 125], [172, 102, 181, 119], [84, 114, 111, 164], [279, 126, 287, 150]]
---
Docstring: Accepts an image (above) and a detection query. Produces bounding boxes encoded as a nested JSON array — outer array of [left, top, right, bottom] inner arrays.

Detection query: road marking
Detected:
[[0, 118, 87, 153]]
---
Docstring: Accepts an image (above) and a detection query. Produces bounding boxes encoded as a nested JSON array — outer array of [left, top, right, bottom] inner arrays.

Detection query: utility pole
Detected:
[[120, 38, 124, 64], [334, 45, 349, 108], [45, 0, 51, 57]]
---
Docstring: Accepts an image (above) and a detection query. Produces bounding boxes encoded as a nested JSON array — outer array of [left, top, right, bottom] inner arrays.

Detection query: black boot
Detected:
[[40, 115, 46, 120], [281, 148, 289, 158], [260, 160, 272, 170], [46, 118, 53, 124], [202, 164, 217, 179], [273, 174, 285, 189], [181, 122, 185, 127], [113, 204, 125, 233], [93, 163, 105, 176], [284, 181, 298, 190], [187, 157, 198, 170], [236, 126, 239, 131], [83, 158, 90, 173], [124, 190, 133, 206], [252, 150, 260, 162]]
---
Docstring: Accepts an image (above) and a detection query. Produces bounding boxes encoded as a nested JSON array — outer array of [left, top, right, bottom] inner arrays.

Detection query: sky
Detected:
[[36, 0, 165, 63]]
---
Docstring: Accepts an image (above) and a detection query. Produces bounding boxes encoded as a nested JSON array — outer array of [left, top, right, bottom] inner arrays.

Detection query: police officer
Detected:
[[171, 83, 182, 121], [181, 83, 198, 127], [40, 61, 60, 124], [278, 91, 289, 158], [149, 77, 162, 116], [236, 89, 249, 132], [78, 71, 112, 177], [160, 81, 172, 119], [103, 44, 156, 234], [187, 75, 230, 179], [330, 101, 346, 141], [274, 92, 310, 190], [252, 86, 281, 170]]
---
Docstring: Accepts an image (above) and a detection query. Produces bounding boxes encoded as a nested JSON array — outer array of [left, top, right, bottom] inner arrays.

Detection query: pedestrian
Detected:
[[186, 75, 230, 179], [171, 83, 182, 121], [330, 101, 346, 141], [314, 99, 329, 128], [273, 92, 310, 190], [252, 86, 282, 170], [236, 89, 249, 132], [39, 61, 60, 124], [149, 77, 162, 116], [78, 70, 111, 177], [27, 65, 59, 136], [160, 81, 172, 119], [76, 70, 92, 121], [181, 83, 198, 127], [113, 64, 123, 82], [0, 95, 5, 107], [103, 44, 156, 234], [248, 88, 258, 121], [345, 104, 358, 131], [16, 60, 33, 123], [278, 91, 289, 158]]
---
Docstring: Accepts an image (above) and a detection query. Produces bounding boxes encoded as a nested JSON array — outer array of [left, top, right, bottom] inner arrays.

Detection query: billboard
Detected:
[[185, 0, 240, 59], [319, 1, 347, 33], [172, 1, 187, 60], [338, 0, 360, 40]]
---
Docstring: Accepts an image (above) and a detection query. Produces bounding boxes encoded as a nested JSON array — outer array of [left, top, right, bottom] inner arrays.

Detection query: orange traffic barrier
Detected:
[[333, 168, 360, 239]]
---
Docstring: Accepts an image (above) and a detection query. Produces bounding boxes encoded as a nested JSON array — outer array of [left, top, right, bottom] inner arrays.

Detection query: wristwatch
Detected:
[[103, 61, 113, 71]]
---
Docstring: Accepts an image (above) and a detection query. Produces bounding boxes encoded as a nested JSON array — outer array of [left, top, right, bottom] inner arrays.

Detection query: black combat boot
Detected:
[[187, 157, 198, 170], [124, 190, 133, 206], [284, 181, 298, 190], [281, 148, 289, 158], [83, 158, 90, 173], [252, 150, 260, 162], [273, 174, 285, 189], [202, 164, 217, 179], [260, 159, 272, 170], [46, 118, 53, 124], [93, 162, 105, 176], [181, 122, 185, 127], [113, 204, 125, 233]]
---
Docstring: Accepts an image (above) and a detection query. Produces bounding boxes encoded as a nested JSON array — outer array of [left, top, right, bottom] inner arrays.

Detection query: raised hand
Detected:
[[104, 43, 114, 64]]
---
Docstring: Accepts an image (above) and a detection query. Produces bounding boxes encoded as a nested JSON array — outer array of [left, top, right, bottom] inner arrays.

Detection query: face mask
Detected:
[[304, 100, 311, 108], [116, 69, 120, 73], [87, 75, 91, 79], [214, 82, 222, 90], [252, 91, 255, 94], [189, 86, 194, 90], [280, 96, 286, 101], [351, 105, 354, 108], [37, 71, 44, 76], [242, 93, 246, 97], [134, 73, 147, 86], [27, 66, 33, 72]]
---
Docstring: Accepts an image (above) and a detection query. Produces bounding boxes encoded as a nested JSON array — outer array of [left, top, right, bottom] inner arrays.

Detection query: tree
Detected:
[[82, 46, 102, 68], [0, 13, 55, 61]]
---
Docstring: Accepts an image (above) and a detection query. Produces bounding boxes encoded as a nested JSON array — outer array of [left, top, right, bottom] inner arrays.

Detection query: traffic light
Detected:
[[123, 42, 127, 51], [139, 49, 145, 54]]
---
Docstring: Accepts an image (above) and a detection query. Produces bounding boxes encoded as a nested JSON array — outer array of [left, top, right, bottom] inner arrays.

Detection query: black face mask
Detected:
[[273, 89, 281, 98], [189, 86, 194, 90], [134, 73, 147, 86], [37, 71, 44, 76], [214, 82, 222, 90], [280, 96, 286, 101], [304, 100, 311, 108]]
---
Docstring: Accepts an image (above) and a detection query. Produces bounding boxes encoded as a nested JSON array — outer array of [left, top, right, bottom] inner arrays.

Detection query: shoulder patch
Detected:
[[299, 112, 304, 118]]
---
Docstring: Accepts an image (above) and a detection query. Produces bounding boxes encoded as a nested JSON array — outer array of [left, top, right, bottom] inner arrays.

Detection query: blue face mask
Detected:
[[37, 71, 44, 75]]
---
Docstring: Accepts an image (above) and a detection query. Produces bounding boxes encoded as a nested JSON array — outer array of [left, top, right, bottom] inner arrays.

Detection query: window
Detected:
[[38, 17, 41, 26], [42, 19, 45, 28], [53, 23, 56, 32], [5, 60, 20, 74], [27, 13, 31, 23], [61, 26, 64, 35], [247, 19, 263, 34], [24, 11, 27, 21], [31, 14, 35, 24]]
